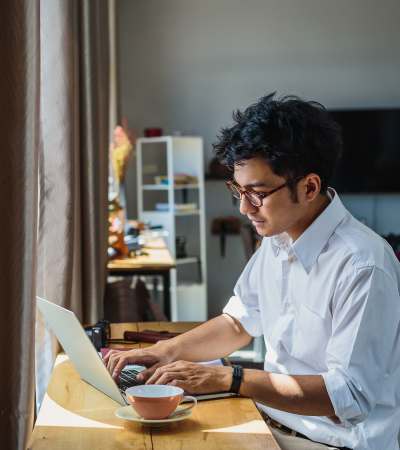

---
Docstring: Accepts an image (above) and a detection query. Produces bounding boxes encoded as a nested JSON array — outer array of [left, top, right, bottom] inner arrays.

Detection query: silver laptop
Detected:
[[37, 296, 237, 404], [37, 296, 141, 405]]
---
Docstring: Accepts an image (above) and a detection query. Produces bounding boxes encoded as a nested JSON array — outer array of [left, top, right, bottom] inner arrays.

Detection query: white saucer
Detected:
[[115, 404, 192, 425]]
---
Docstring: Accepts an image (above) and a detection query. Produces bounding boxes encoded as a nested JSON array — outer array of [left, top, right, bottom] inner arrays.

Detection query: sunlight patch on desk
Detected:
[[36, 394, 123, 429], [203, 419, 269, 434]]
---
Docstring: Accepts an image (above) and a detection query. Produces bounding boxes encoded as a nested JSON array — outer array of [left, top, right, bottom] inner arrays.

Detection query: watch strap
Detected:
[[230, 364, 243, 394]]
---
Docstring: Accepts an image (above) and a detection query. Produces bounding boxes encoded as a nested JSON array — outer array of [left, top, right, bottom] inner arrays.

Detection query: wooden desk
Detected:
[[108, 238, 175, 319], [30, 322, 281, 450]]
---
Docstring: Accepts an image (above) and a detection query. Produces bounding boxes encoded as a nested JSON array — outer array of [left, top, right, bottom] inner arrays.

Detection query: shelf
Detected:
[[142, 184, 199, 190], [143, 210, 201, 216], [137, 136, 200, 143], [176, 282, 206, 290], [137, 135, 207, 321], [176, 257, 199, 265], [175, 209, 200, 216]]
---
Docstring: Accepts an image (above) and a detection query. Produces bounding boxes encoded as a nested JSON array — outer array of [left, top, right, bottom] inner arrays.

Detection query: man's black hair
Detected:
[[213, 92, 343, 198]]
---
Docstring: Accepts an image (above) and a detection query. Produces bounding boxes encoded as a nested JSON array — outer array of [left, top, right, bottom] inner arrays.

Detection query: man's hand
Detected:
[[103, 314, 251, 385], [145, 361, 232, 394], [104, 344, 174, 381]]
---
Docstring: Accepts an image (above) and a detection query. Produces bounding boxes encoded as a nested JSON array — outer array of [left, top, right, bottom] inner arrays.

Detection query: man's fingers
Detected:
[[103, 349, 119, 364], [169, 379, 191, 392], [107, 355, 118, 374], [106, 352, 122, 373], [103, 348, 168, 381], [107, 350, 155, 374], [145, 368, 159, 385], [112, 356, 129, 380], [151, 371, 169, 385], [145, 361, 192, 384], [145, 365, 168, 385], [103, 350, 114, 364], [154, 371, 184, 385], [137, 363, 162, 383]]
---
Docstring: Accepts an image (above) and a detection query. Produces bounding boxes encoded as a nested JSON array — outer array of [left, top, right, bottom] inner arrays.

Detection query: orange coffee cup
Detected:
[[125, 385, 197, 420]]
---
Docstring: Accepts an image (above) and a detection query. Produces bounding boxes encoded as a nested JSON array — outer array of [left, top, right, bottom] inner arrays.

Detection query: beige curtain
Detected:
[[0, 0, 110, 445], [0, 1, 40, 449], [36, 0, 110, 407]]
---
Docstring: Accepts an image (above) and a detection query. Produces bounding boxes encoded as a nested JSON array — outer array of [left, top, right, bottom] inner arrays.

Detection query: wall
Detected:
[[117, 0, 400, 317]]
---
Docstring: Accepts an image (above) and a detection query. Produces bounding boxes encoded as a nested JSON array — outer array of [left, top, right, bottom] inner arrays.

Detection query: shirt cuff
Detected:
[[322, 369, 364, 425], [223, 296, 263, 337]]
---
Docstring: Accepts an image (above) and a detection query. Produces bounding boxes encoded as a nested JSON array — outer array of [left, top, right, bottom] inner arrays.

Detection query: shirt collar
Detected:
[[271, 188, 348, 273], [271, 232, 292, 256]]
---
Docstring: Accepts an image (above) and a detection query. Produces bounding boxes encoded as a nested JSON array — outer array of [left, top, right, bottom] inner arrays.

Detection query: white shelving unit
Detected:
[[136, 136, 207, 321]]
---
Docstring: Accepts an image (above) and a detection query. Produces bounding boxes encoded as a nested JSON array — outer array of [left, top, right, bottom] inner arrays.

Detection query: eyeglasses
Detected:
[[225, 180, 290, 207]]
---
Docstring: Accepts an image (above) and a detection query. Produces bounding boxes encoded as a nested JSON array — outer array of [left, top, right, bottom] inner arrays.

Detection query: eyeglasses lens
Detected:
[[227, 183, 261, 207], [228, 183, 241, 199], [246, 192, 262, 207]]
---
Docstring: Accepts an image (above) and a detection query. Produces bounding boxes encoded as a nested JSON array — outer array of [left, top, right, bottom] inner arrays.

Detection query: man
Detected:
[[105, 94, 400, 450]]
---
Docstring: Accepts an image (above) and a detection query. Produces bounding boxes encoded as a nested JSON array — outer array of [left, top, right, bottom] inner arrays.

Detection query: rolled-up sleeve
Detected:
[[223, 245, 263, 337], [322, 265, 400, 425]]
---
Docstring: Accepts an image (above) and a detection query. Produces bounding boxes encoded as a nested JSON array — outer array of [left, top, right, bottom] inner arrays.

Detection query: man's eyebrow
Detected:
[[232, 178, 272, 188]]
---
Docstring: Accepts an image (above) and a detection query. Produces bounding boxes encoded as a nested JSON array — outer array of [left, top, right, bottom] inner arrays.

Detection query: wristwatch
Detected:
[[230, 364, 243, 394]]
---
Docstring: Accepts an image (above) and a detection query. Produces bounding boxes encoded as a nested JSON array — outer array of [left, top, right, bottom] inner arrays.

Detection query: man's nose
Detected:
[[239, 194, 258, 216]]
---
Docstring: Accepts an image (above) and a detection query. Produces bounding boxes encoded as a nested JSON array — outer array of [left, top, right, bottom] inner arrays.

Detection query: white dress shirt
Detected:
[[223, 189, 400, 450]]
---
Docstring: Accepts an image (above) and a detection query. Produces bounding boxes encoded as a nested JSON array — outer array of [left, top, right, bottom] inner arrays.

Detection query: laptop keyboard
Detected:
[[118, 368, 143, 391], [99, 353, 144, 396]]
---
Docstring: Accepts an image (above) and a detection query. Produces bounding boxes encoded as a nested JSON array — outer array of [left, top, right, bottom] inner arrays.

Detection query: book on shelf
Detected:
[[155, 203, 197, 212], [154, 174, 198, 185]]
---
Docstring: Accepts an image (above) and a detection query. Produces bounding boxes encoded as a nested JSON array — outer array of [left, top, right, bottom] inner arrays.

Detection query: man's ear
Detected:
[[303, 174, 322, 200]]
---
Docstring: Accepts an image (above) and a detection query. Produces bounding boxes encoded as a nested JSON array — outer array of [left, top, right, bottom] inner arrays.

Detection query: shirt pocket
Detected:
[[291, 304, 331, 371]]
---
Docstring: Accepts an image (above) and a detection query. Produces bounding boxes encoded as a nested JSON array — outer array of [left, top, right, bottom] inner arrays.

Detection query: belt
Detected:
[[260, 411, 352, 450]]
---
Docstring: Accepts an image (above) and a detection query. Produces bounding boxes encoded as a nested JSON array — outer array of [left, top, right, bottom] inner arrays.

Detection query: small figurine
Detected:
[[108, 121, 135, 259], [108, 195, 129, 258], [110, 123, 134, 188]]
